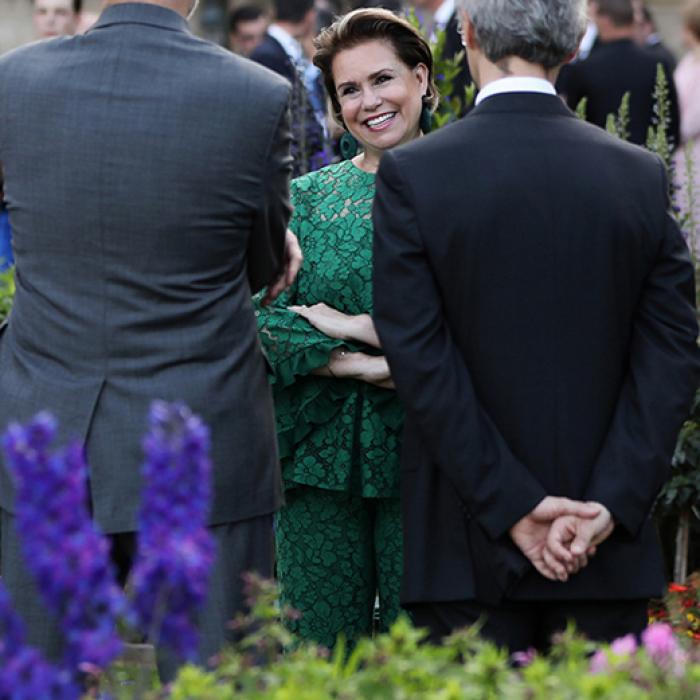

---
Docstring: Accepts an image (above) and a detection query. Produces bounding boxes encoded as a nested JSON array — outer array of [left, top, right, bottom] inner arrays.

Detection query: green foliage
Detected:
[[160, 580, 700, 700], [407, 10, 474, 130], [575, 97, 588, 121], [646, 64, 673, 170], [0, 265, 14, 322], [605, 92, 630, 142], [658, 391, 700, 519], [621, 68, 700, 559]]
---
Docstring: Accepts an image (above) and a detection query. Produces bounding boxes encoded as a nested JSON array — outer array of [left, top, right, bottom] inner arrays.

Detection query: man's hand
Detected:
[[545, 504, 614, 570], [261, 229, 303, 306], [509, 497, 601, 582]]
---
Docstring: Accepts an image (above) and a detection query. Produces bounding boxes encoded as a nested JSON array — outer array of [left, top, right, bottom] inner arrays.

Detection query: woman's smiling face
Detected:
[[332, 39, 428, 157]]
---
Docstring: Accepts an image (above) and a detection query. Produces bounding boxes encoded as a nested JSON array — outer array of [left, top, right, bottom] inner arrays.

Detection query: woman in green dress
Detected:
[[256, 8, 438, 648]]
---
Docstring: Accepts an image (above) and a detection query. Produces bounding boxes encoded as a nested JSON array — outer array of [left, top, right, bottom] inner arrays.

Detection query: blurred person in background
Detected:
[[674, 0, 700, 240], [411, 0, 474, 114], [228, 4, 269, 56], [635, 1, 676, 72], [559, 0, 680, 147], [251, 0, 328, 175], [32, 0, 81, 38]]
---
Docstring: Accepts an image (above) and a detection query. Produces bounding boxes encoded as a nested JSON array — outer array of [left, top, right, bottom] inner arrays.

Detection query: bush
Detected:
[[160, 576, 700, 700], [0, 266, 13, 323]]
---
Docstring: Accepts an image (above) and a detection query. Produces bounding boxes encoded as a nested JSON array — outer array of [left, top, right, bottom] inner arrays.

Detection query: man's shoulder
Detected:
[[0, 36, 68, 71], [249, 34, 291, 76], [390, 118, 468, 164], [578, 39, 658, 76], [382, 108, 662, 186], [183, 36, 291, 104], [0, 37, 75, 96]]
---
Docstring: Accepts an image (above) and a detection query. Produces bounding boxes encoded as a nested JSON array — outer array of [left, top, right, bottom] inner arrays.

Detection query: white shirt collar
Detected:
[[433, 0, 455, 30], [578, 22, 598, 60], [475, 76, 556, 106], [268, 23, 304, 64]]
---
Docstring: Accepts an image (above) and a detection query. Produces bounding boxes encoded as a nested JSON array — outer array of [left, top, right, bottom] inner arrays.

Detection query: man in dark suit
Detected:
[[559, 0, 680, 147], [373, 0, 700, 650], [0, 0, 299, 679], [250, 0, 327, 176]]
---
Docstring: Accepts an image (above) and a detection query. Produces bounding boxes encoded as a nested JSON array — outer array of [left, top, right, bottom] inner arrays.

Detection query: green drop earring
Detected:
[[420, 97, 433, 134], [339, 131, 359, 160]]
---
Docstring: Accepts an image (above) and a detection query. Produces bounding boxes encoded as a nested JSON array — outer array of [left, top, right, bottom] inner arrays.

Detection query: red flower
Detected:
[[669, 583, 690, 593]]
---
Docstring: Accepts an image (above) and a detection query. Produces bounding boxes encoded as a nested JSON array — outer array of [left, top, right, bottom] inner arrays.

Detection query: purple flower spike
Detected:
[[131, 401, 215, 661], [0, 583, 81, 700], [2, 413, 126, 673]]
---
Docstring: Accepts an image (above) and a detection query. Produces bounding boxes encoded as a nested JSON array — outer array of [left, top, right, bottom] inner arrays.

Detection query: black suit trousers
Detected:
[[406, 598, 648, 652]]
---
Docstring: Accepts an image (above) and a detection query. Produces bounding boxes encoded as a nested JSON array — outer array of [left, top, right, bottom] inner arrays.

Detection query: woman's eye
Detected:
[[340, 86, 357, 97], [375, 75, 392, 84]]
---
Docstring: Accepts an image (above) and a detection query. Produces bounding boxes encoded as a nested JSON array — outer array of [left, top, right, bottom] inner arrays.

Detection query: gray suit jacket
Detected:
[[0, 3, 292, 532]]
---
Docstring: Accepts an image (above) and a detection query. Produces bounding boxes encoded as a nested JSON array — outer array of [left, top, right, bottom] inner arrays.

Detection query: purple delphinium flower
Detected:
[[130, 401, 215, 662], [0, 582, 80, 700], [2, 413, 126, 673]]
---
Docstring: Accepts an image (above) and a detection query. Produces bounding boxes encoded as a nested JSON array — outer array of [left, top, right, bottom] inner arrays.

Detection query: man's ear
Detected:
[[563, 48, 578, 65], [459, 10, 477, 50]]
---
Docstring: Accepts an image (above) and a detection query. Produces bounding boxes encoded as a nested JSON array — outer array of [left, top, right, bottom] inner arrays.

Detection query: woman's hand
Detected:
[[290, 303, 381, 348], [312, 349, 394, 389], [352, 354, 393, 388], [290, 303, 354, 340]]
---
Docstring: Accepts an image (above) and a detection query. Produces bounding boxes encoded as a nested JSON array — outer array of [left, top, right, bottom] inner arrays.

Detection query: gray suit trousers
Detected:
[[0, 508, 273, 681]]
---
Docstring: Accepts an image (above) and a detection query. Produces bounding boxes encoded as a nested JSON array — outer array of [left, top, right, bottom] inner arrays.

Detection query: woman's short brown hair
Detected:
[[313, 8, 439, 126], [683, 0, 700, 42]]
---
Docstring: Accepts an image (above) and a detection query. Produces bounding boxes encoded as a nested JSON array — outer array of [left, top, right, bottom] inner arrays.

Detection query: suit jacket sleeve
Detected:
[[247, 94, 293, 294], [585, 160, 700, 536], [372, 151, 547, 540]]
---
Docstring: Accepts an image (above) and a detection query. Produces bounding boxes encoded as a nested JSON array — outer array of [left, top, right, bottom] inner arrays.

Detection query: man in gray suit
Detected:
[[0, 0, 299, 678]]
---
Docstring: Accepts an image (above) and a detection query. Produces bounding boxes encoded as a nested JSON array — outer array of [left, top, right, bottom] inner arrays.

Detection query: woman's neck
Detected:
[[352, 149, 381, 173]]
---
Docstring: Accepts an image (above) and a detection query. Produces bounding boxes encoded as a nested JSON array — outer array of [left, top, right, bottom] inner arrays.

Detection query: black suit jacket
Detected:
[[646, 38, 676, 75], [250, 33, 325, 177], [372, 92, 700, 606], [561, 39, 680, 148]]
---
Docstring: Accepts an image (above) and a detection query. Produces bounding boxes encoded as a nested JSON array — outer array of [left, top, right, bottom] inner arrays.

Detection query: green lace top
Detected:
[[255, 160, 403, 498]]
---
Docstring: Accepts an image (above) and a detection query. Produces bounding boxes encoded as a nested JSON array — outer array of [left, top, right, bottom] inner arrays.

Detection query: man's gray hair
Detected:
[[456, 0, 588, 69]]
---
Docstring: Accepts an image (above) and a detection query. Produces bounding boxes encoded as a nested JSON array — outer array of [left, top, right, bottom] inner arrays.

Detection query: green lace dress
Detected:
[[255, 159, 404, 648]]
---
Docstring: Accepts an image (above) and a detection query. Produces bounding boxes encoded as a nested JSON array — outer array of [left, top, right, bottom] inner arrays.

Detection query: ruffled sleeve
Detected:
[[254, 171, 352, 467], [255, 173, 347, 388]]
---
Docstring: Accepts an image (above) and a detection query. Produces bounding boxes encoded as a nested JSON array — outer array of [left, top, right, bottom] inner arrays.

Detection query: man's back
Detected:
[[373, 92, 698, 603], [0, 3, 292, 531], [562, 39, 680, 146]]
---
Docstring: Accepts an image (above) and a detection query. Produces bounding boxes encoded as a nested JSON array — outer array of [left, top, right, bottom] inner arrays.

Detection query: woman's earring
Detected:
[[420, 97, 433, 134], [339, 131, 359, 160]]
